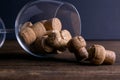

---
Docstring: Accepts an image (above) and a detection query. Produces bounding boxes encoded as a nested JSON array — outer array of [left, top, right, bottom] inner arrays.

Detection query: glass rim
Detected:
[[0, 18, 6, 48]]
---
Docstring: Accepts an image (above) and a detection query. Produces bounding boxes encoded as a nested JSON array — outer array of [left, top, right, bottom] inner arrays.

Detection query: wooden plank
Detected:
[[0, 41, 119, 80]]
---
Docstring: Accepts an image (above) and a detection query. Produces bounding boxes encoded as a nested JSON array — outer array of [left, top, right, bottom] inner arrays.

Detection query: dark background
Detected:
[[0, 0, 120, 40]]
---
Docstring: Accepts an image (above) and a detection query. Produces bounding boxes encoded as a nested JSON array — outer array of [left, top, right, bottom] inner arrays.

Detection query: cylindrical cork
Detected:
[[43, 18, 62, 31], [67, 36, 86, 52], [103, 50, 116, 65], [67, 36, 88, 61], [41, 36, 54, 53], [60, 30, 72, 45], [89, 45, 106, 65], [33, 36, 54, 54], [32, 37, 44, 53], [20, 27, 36, 45], [32, 22, 46, 37], [20, 22, 33, 31], [46, 30, 71, 52], [53, 29, 72, 51], [46, 30, 62, 48], [74, 47, 89, 61]]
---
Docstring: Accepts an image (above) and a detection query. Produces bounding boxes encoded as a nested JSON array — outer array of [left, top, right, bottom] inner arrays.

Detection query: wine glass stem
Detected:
[[0, 29, 14, 33]]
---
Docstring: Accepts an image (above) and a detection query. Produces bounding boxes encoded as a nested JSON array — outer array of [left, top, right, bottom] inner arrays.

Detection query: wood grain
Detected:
[[0, 40, 119, 80]]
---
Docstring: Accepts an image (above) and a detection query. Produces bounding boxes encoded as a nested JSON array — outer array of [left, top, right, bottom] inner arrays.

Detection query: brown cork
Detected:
[[60, 30, 72, 46], [20, 22, 33, 31], [74, 47, 89, 61], [46, 30, 72, 52], [103, 50, 116, 65], [88, 44, 106, 65], [42, 36, 54, 53], [32, 22, 46, 38], [67, 36, 88, 61], [44, 18, 62, 31], [20, 27, 36, 45], [46, 30, 62, 48], [67, 36, 86, 52], [33, 36, 54, 54]]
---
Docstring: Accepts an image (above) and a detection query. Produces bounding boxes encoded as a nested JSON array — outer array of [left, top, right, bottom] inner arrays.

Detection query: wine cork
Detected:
[[75, 47, 89, 61], [60, 30, 72, 46], [34, 36, 54, 53], [32, 22, 46, 37], [46, 30, 72, 52], [44, 18, 62, 31], [88, 44, 106, 65], [67, 36, 86, 52], [46, 30, 61, 48], [20, 22, 33, 31], [67, 36, 88, 61], [20, 27, 36, 45], [103, 50, 116, 65]]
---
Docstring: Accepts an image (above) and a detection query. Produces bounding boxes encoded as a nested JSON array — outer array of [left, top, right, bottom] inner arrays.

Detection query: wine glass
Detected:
[[15, 0, 81, 57]]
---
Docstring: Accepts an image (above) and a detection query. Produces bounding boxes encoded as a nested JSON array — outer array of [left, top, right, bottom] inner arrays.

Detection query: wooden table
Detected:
[[0, 40, 119, 80]]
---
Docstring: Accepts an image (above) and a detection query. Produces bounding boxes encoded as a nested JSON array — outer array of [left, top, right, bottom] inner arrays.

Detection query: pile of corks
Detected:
[[20, 18, 116, 65]]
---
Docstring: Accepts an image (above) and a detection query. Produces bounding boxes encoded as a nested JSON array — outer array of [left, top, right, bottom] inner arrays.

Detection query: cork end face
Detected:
[[90, 44, 106, 65], [60, 29, 72, 42], [75, 36, 86, 48], [68, 36, 86, 50], [52, 18, 62, 31], [67, 36, 86, 53], [103, 50, 116, 65], [44, 18, 62, 31]]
